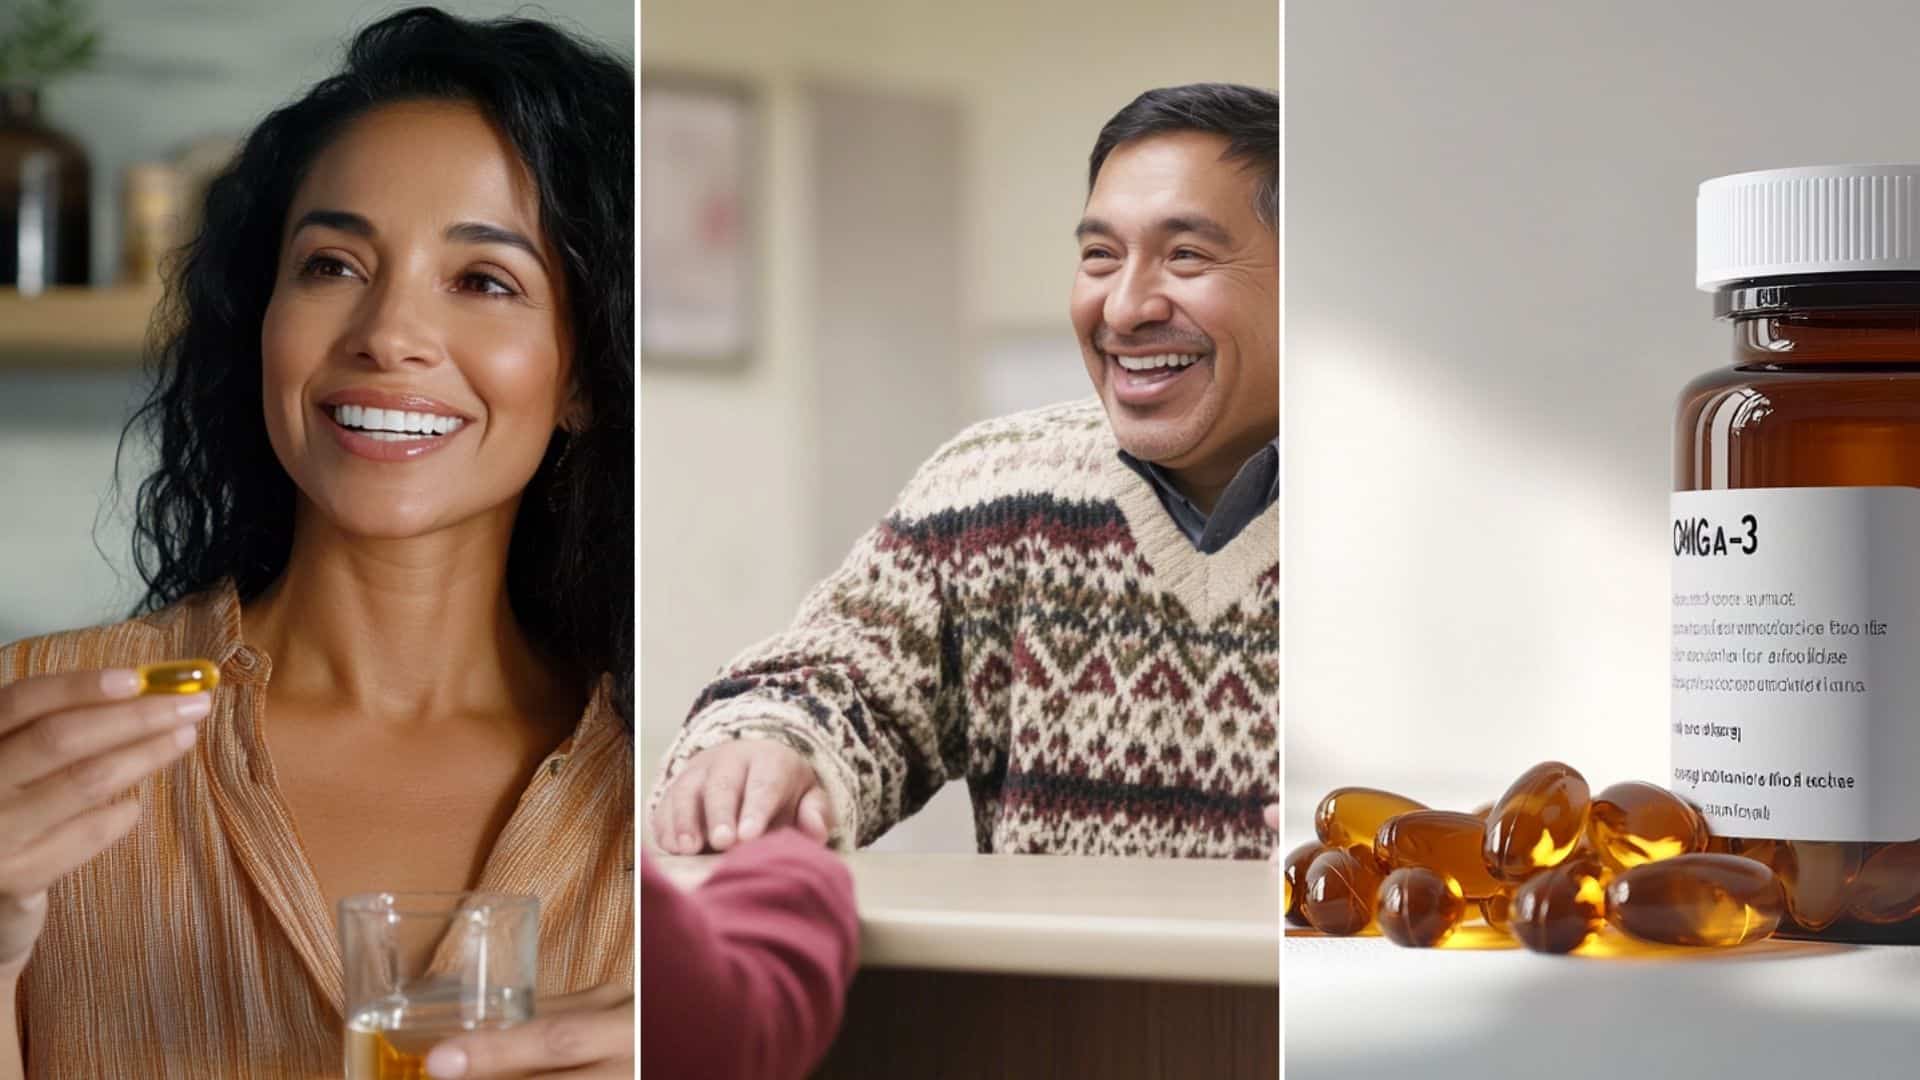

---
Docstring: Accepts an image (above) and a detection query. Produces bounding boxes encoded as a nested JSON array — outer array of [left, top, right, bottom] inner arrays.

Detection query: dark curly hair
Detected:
[[119, 6, 634, 726]]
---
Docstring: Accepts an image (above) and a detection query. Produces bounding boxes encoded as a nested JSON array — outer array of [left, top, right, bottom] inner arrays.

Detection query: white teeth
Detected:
[[329, 403, 464, 437], [1114, 353, 1203, 372]]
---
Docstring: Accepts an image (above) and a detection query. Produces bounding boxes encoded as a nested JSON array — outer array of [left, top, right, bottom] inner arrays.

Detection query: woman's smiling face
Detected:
[[261, 98, 572, 541]]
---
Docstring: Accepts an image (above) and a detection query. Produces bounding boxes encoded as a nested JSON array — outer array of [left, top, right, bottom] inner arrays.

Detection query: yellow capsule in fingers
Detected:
[[137, 659, 221, 696]]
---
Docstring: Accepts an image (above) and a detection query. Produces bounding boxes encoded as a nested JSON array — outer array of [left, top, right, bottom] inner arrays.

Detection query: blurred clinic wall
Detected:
[[1285, 0, 1920, 833], [640, 0, 1279, 850], [0, 1, 631, 646]]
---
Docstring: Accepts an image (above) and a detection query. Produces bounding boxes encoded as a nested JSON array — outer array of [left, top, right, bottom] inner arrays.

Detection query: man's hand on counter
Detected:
[[653, 740, 833, 854]]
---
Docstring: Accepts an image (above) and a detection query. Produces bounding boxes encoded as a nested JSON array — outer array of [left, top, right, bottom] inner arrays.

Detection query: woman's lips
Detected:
[[320, 405, 466, 463], [318, 388, 472, 420]]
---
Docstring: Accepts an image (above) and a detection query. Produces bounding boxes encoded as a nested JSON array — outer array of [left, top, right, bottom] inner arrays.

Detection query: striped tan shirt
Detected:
[[1, 583, 633, 1078]]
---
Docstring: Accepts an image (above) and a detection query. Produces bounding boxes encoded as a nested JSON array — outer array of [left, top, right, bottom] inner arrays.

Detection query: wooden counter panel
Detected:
[[814, 968, 1278, 1080]]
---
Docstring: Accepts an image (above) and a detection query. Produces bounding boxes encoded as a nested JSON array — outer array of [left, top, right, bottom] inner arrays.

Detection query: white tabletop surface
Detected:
[[657, 851, 1280, 986], [1286, 929, 1920, 1079]]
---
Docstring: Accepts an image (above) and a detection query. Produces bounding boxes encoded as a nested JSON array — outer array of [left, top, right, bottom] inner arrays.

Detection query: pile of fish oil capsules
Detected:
[[1284, 762, 1799, 954]]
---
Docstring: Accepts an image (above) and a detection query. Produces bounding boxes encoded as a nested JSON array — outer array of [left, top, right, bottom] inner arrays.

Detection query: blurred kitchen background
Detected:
[[639, 0, 1278, 850], [0, 1, 630, 645], [1285, 0, 1920, 846]]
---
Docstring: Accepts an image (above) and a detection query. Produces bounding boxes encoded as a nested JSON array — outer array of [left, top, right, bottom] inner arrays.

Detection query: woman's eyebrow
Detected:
[[447, 221, 546, 269], [288, 212, 546, 270], [292, 208, 373, 236]]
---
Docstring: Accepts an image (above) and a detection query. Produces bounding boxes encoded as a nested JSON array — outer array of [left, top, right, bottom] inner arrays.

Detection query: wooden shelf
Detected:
[[0, 286, 162, 370]]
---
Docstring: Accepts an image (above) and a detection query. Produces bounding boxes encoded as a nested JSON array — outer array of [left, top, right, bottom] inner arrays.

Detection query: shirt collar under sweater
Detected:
[[1117, 436, 1279, 554]]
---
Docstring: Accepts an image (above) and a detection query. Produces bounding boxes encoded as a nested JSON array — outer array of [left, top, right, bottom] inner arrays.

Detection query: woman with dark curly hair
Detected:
[[0, 8, 633, 1078]]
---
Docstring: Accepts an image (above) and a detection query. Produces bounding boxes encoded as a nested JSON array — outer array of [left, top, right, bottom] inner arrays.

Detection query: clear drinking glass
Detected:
[[339, 892, 539, 1080]]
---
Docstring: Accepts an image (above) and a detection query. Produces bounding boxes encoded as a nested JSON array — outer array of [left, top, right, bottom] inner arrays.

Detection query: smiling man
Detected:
[[652, 83, 1279, 859]]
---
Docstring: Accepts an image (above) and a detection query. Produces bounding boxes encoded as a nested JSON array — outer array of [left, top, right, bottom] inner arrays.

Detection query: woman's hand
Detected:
[[0, 670, 205, 984], [425, 982, 632, 1079]]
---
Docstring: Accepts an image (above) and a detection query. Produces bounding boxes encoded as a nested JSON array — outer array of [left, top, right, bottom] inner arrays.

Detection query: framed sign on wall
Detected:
[[640, 76, 755, 371]]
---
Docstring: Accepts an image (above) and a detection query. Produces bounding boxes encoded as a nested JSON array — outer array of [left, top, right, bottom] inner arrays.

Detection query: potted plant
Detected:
[[1, 0, 100, 292]]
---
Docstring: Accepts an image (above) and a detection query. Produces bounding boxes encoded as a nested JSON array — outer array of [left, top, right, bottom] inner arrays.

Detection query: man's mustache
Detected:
[[1092, 330, 1214, 354]]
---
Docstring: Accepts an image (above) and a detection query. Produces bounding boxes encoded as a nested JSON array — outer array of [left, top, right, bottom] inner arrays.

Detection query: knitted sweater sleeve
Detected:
[[654, 451, 966, 848]]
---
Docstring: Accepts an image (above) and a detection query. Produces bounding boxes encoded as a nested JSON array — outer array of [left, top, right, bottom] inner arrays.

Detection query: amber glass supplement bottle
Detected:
[[1675, 164, 1920, 943]]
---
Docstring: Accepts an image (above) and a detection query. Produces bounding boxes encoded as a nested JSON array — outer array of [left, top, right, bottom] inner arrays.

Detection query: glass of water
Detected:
[[338, 892, 538, 1080]]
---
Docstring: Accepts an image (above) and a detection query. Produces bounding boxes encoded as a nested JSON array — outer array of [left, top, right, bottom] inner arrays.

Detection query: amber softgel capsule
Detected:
[[1283, 842, 1327, 927], [1374, 809, 1502, 899], [1779, 841, 1861, 931], [1509, 858, 1606, 954], [1605, 853, 1784, 947], [1484, 761, 1591, 882], [1586, 781, 1708, 873], [137, 660, 220, 696], [1479, 890, 1513, 932], [1376, 867, 1464, 948], [1314, 787, 1426, 856], [1301, 847, 1382, 936], [1846, 841, 1920, 925]]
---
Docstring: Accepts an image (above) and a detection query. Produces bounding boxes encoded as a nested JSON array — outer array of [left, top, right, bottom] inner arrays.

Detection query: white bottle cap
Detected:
[[1698, 164, 1920, 290]]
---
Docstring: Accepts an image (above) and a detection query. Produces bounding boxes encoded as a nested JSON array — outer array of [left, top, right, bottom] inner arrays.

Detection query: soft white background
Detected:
[[641, 0, 1278, 851], [1286, 0, 1920, 834]]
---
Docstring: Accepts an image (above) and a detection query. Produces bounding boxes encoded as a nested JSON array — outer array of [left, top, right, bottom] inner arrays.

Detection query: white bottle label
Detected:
[[1671, 487, 1920, 841]]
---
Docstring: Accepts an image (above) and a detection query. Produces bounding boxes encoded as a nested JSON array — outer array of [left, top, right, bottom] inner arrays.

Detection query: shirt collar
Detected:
[[1117, 436, 1279, 553]]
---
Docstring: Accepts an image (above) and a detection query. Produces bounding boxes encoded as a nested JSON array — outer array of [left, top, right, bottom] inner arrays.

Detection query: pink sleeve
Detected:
[[640, 830, 860, 1080]]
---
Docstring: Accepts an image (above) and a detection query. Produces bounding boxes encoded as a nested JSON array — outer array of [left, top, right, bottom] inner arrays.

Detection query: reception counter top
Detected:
[[655, 851, 1280, 986]]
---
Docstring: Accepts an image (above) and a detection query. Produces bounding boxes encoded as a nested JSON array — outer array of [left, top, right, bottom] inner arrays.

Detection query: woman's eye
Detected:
[[458, 271, 518, 296], [298, 255, 357, 280]]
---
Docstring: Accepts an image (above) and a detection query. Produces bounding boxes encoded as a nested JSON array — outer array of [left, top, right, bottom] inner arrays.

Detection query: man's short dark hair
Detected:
[[1089, 83, 1278, 230]]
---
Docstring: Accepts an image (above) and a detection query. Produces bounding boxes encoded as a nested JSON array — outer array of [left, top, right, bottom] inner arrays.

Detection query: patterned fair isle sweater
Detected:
[[657, 399, 1279, 859]]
